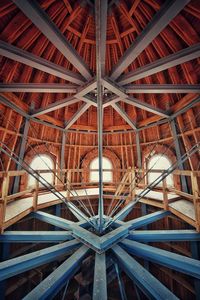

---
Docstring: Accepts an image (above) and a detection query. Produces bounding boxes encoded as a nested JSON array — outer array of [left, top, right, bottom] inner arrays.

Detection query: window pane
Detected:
[[28, 155, 54, 188], [148, 155, 173, 187], [90, 157, 112, 182]]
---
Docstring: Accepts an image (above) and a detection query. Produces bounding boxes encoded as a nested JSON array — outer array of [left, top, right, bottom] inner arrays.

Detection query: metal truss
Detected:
[[0, 0, 200, 298], [1, 209, 200, 299]]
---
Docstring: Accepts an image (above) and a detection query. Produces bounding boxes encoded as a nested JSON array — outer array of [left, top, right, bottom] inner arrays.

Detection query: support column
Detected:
[[60, 132, 66, 183], [13, 118, 30, 194], [170, 119, 188, 193], [135, 131, 142, 169], [95, 0, 108, 232]]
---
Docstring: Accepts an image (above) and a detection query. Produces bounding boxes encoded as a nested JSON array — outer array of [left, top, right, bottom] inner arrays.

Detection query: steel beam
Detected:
[[95, 0, 107, 232], [114, 263, 127, 300], [125, 84, 200, 94], [110, 0, 190, 80], [103, 79, 169, 117], [33, 211, 76, 230], [31, 95, 80, 117], [128, 230, 200, 242], [112, 245, 179, 300], [72, 222, 128, 252], [0, 95, 65, 131], [0, 240, 81, 281], [138, 97, 200, 131], [112, 103, 137, 130], [0, 83, 78, 93], [114, 210, 170, 230], [170, 119, 188, 192], [12, 0, 92, 80], [75, 79, 97, 97], [93, 253, 107, 300], [121, 239, 200, 279], [123, 96, 169, 118], [13, 119, 30, 194], [0, 231, 73, 243], [60, 132, 66, 173], [23, 245, 89, 300], [31, 81, 97, 117], [65, 103, 91, 130], [135, 131, 142, 168], [118, 43, 200, 85], [0, 41, 85, 85], [171, 97, 200, 119], [191, 241, 200, 298]]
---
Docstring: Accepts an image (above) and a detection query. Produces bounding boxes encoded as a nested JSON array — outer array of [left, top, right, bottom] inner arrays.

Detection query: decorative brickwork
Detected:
[[81, 148, 121, 183]]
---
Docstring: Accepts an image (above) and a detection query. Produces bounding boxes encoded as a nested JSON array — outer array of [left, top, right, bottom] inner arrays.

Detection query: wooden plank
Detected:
[[191, 172, 200, 231]]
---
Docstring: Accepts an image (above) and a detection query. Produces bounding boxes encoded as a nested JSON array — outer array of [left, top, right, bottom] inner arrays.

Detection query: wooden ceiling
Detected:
[[0, 0, 199, 171]]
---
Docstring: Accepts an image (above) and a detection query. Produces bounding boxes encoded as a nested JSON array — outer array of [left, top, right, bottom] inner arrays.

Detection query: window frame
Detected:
[[28, 154, 54, 188], [89, 156, 113, 183], [146, 154, 174, 188]]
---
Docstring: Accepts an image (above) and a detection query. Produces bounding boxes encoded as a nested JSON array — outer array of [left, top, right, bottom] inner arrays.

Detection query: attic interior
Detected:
[[0, 0, 200, 299]]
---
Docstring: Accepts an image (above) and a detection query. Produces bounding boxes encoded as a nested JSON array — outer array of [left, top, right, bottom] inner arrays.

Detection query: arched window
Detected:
[[90, 157, 113, 182], [147, 154, 173, 187], [28, 155, 54, 188]]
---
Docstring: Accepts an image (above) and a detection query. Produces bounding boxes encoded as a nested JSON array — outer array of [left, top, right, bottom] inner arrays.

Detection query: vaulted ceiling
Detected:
[[0, 0, 199, 133]]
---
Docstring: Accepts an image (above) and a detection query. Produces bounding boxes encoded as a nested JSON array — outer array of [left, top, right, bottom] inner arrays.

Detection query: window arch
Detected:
[[90, 157, 113, 182], [147, 154, 173, 187], [28, 155, 54, 188]]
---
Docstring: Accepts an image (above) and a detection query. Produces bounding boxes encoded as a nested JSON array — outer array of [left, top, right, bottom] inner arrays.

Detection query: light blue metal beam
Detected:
[[23, 245, 90, 300], [33, 211, 76, 230], [191, 241, 200, 298], [0, 240, 80, 281], [112, 245, 179, 300], [72, 223, 129, 252], [128, 230, 200, 242], [121, 239, 200, 279], [0, 231, 73, 243], [113, 210, 170, 230], [114, 263, 127, 300], [93, 253, 107, 300]]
